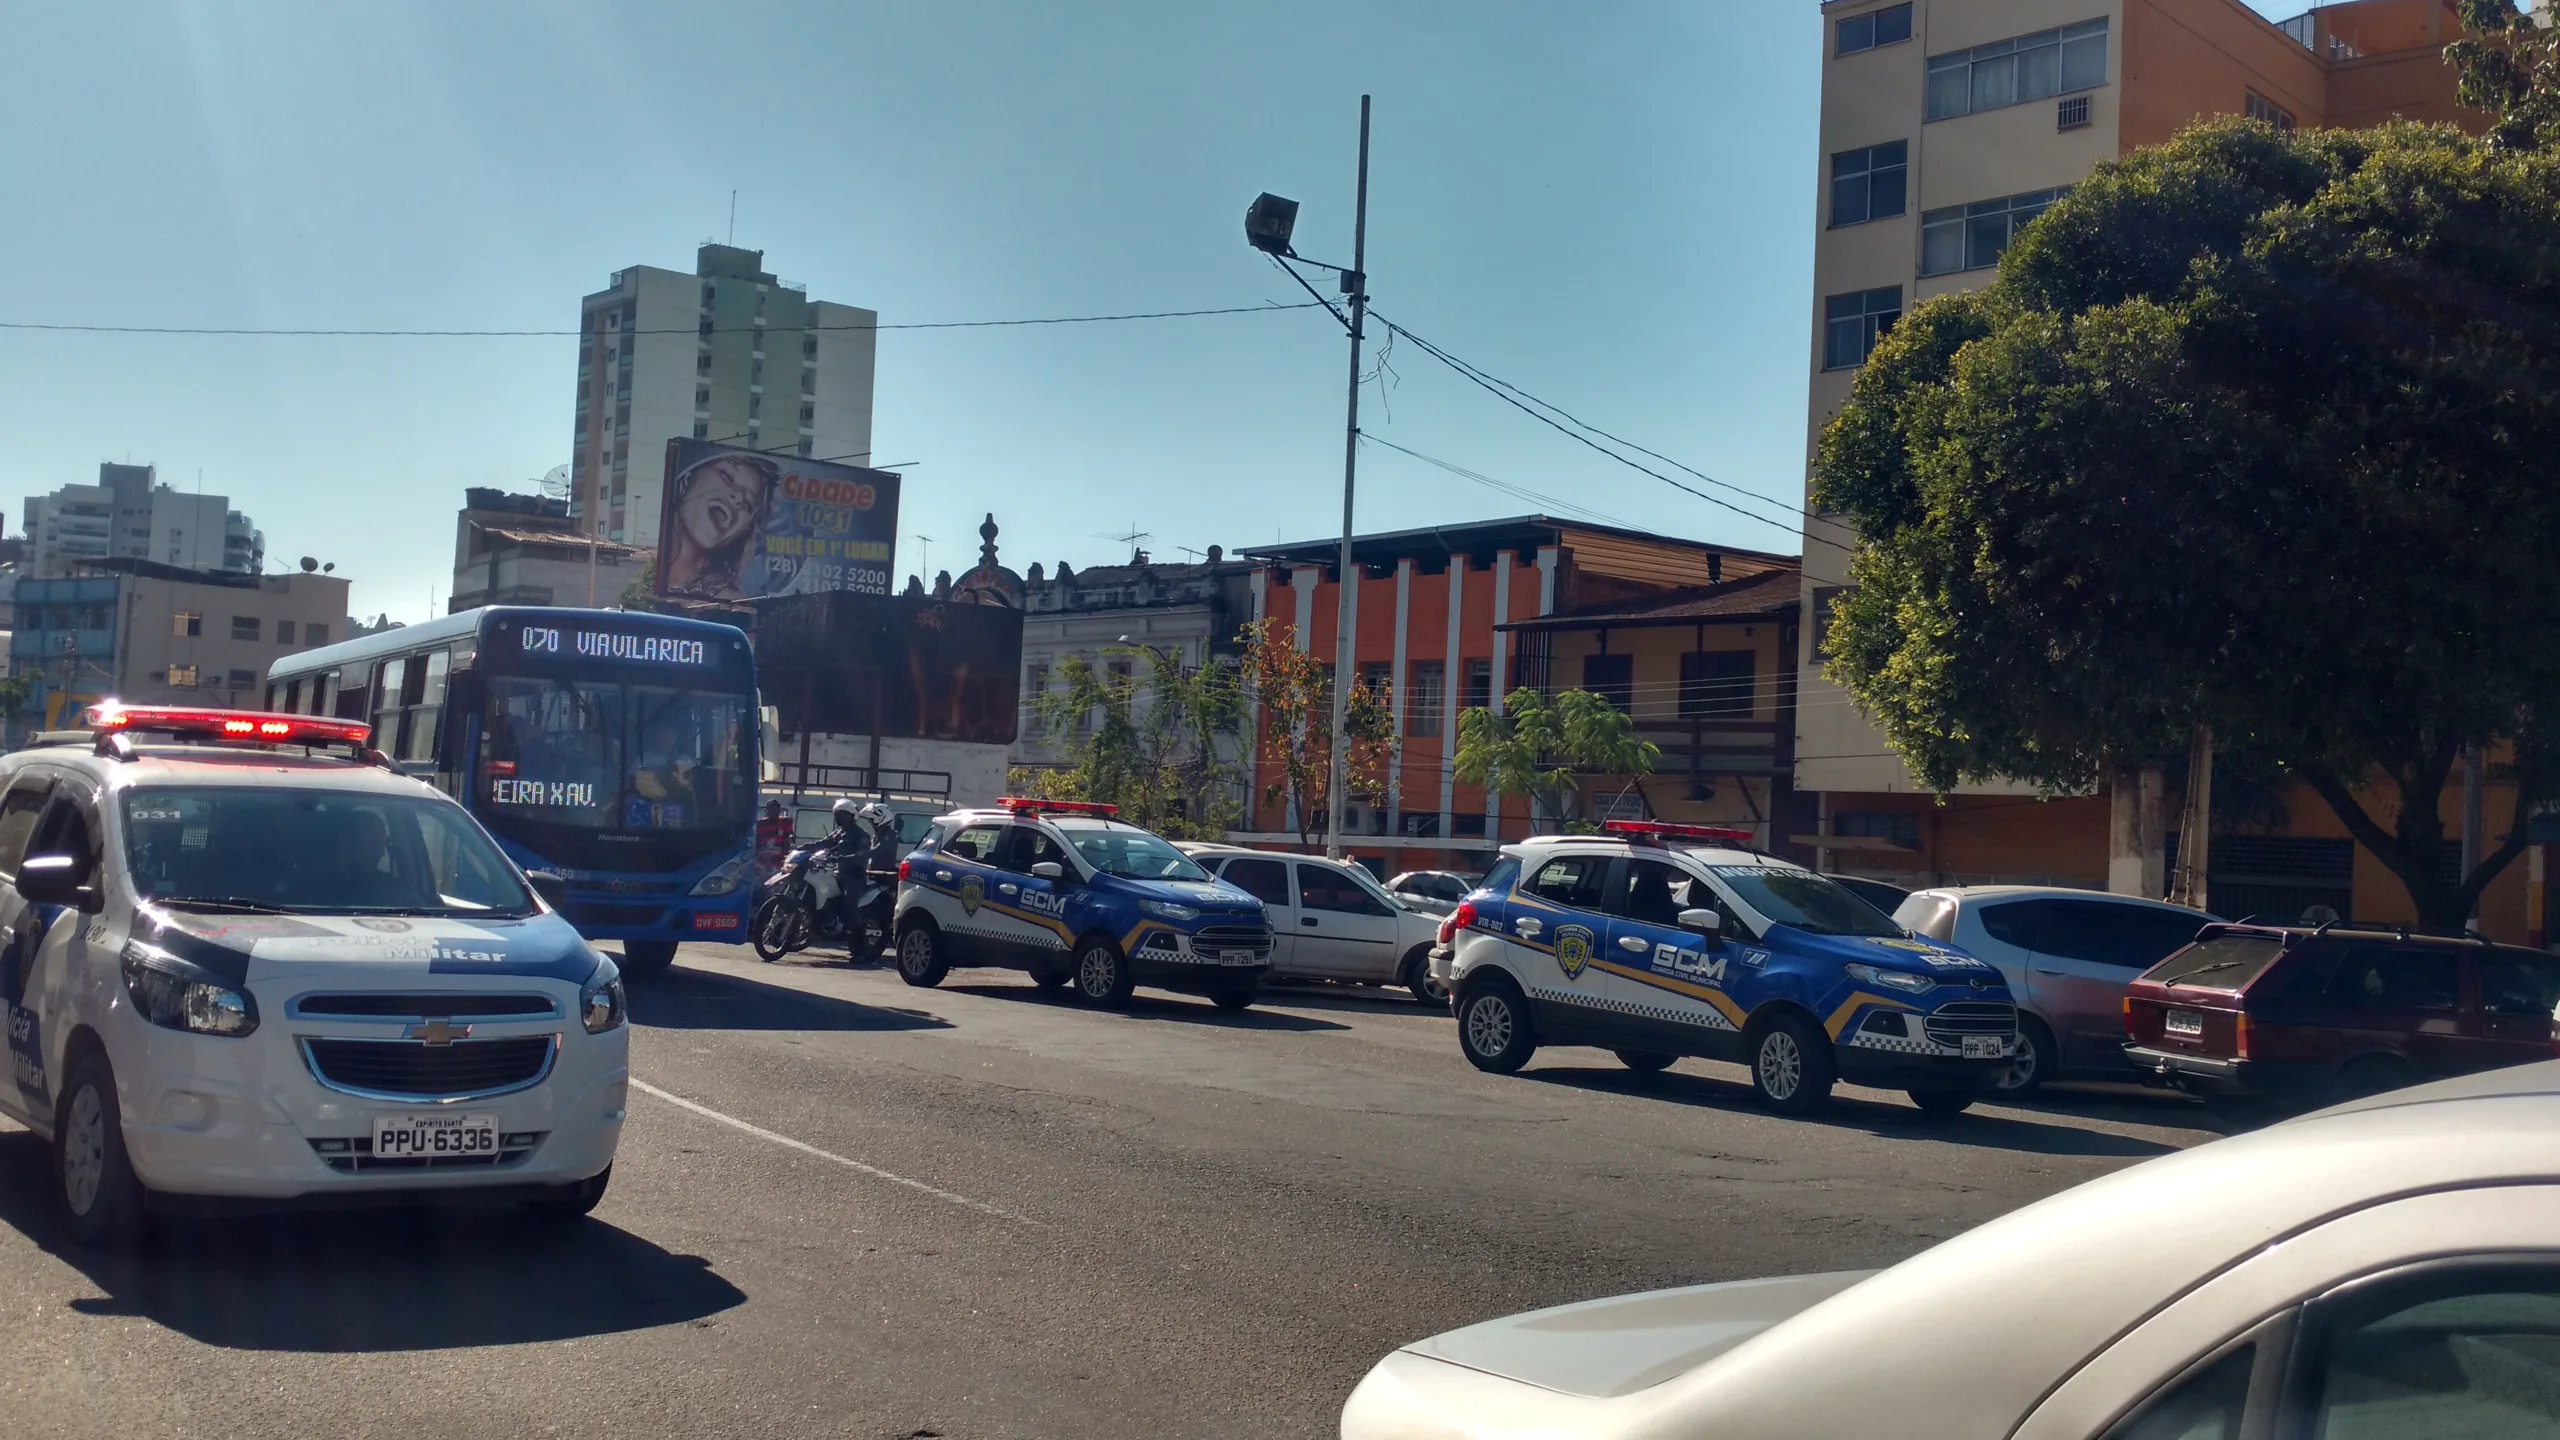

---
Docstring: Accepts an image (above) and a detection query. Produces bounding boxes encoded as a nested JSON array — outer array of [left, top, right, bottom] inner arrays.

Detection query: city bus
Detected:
[[265, 606, 760, 974]]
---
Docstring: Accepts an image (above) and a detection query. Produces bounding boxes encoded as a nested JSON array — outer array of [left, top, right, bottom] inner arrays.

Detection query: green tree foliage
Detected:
[[1815, 119, 2560, 929], [1019, 645, 1246, 840], [1452, 687, 1659, 832], [1238, 619, 1396, 846], [2449, 1, 2560, 152]]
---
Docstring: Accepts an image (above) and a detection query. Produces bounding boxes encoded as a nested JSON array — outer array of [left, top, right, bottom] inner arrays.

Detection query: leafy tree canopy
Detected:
[[1453, 687, 1658, 832], [1815, 118, 2560, 927]]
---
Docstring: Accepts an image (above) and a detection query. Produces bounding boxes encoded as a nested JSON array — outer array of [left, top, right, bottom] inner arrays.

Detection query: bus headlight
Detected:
[[689, 855, 757, 897], [122, 944, 258, 1037], [580, 956, 627, 1035]]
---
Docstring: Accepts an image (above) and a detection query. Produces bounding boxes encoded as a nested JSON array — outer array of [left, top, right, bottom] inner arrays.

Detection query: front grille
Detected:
[[1924, 1002, 2019, 1047], [293, 993, 558, 1019], [309, 1131, 546, 1173], [301, 1036, 557, 1101], [563, 901, 668, 929], [1192, 924, 1275, 958]]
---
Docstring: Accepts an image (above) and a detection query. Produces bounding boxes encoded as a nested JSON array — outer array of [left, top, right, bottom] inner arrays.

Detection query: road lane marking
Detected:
[[630, 1078, 1037, 1225]]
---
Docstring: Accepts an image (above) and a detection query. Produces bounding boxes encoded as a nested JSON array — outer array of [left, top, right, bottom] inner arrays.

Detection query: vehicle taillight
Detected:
[[1440, 900, 1476, 946], [897, 859, 912, 882], [2122, 996, 2135, 1039], [2235, 1011, 2252, 1061]]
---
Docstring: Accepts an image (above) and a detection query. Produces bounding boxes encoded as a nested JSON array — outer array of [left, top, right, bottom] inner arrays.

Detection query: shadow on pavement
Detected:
[[1522, 1064, 2186, 1159], [1255, 982, 1449, 1019], [0, 1134, 744, 1352], [631, 963, 951, 1034], [945, 978, 1353, 1032]]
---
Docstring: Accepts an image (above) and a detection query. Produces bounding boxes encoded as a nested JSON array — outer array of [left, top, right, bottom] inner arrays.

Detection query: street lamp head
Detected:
[[1244, 193, 1299, 255]]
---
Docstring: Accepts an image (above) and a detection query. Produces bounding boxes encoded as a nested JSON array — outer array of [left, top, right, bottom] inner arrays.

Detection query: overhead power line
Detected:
[[0, 301, 1325, 339], [1360, 433, 1647, 532]]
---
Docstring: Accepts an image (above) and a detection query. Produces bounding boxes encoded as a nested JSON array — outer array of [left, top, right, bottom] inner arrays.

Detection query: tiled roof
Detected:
[[1497, 566, 1802, 631]]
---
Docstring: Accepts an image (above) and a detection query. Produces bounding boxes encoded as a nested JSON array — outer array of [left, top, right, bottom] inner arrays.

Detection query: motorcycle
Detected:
[[751, 838, 896, 962]]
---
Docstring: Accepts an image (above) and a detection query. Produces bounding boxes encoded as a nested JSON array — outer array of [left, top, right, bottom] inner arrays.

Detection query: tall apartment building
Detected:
[[22, 463, 264, 579], [571, 244, 878, 550], [1798, 0, 2498, 921]]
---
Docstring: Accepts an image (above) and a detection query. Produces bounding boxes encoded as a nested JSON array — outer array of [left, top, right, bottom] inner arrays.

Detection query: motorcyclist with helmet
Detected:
[[824, 799, 902, 940]]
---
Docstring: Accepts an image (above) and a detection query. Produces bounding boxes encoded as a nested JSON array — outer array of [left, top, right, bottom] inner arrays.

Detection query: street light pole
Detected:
[[1325, 95, 1371, 861]]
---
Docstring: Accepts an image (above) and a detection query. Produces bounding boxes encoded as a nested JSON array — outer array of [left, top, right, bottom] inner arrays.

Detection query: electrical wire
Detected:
[[1360, 433, 1648, 531], [0, 301, 1326, 338]]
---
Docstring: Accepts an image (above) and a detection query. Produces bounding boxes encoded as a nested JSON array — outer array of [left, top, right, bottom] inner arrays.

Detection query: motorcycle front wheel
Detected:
[[751, 895, 806, 961]]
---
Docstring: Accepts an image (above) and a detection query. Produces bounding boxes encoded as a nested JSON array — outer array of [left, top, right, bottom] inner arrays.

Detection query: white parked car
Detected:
[[0, 704, 628, 1246], [1182, 847, 1447, 1005], [1344, 1061, 2560, 1438]]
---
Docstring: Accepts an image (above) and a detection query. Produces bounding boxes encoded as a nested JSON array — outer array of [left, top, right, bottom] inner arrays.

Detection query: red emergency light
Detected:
[[1601, 819, 1758, 846], [998, 797, 1120, 818], [84, 703, 374, 748]]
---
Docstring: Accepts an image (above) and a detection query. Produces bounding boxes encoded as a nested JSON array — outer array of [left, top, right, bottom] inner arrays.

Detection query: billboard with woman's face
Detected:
[[654, 439, 903, 602]]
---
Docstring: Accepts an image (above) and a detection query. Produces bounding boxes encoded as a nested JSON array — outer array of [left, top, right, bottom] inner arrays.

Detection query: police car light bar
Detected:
[[1600, 819, 1758, 845], [998, 797, 1121, 818], [84, 703, 374, 748]]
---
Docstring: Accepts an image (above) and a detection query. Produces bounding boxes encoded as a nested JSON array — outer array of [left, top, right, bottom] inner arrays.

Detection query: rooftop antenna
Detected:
[[912, 533, 934, 576], [728, 190, 737, 245], [1174, 545, 1207, 562], [1097, 525, 1152, 562]]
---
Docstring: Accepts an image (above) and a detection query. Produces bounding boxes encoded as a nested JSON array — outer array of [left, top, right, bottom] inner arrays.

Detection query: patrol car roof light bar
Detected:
[[1599, 819, 1759, 846], [82, 704, 387, 765], [997, 797, 1120, 818]]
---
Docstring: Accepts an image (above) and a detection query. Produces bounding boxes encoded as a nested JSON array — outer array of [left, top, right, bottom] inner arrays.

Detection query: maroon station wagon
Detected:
[[2123, 923, 2560, 1108]]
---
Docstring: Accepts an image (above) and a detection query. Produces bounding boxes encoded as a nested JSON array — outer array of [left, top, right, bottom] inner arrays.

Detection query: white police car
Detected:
[[0, 704, 628, 1245], [1437, 821, 2017, 1115], [891, 799, 1276, 1009]]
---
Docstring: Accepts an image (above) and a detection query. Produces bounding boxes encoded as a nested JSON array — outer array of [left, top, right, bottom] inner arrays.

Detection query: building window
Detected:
[[802, 336, 817, 358], [1836, 3, 1912, 56], [799, 404, 815, 424], [1462, 658, 1492, 713], [304, 624, 328, 647], [226, 668, 257, 691], [1836, 811, 1920, 848], [167, 664, 198, 687], [1581, 653, 1633, 713], [694, 422, 710, 439], [275, 620, 295, 645], [1812, 586, 1849, 655], [748, 396, 761, 419], [697, 354, 712, 373], [1830, 141, 1908, 228], [2245, 90, 2296, 131], [1921, 188, 2066, 276], [1359, 662, 1393, 708], [1823, 287, 1902, 370], [172, 610, 201, 638], [1408, 660, 1445, 737], [1026, 662, 1049, 699], [231, 616, 261, 641], [1927, 19, 2108, 122], [797, 439, 813, 456], [695, 387, 710, 407], [2057, 94, 2092, 130], [1680, 651, 1757, 718]]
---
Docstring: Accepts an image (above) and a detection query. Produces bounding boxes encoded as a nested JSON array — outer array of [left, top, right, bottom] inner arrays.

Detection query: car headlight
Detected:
[[580, 956, 627, 1034], [1845, 961, 1935, 995], [122, 943, 257, 1036], [690, 854, 758, 897], [1139, 899, 1202, 922]]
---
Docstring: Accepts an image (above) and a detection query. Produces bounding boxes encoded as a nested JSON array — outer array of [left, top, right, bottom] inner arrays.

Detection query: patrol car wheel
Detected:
[[620, 941, 678, 977], [522, 1164, 612, 1225], [1749, 1014, 1834, 1114], [57, 1053, 145, 1249], [1456, 980, 1537, 1074], [896, 922, 950, 988], [1614, 1050, 1677, 1073], [1071, 940, 1135, 1007], [1208, 980, 1258, 1012]]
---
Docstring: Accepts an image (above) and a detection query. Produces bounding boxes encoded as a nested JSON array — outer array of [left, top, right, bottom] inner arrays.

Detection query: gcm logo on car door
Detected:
[[930, 820, 1070, 966], [0, 769, 104, 1126], [1506, 851, 1750, 1054]]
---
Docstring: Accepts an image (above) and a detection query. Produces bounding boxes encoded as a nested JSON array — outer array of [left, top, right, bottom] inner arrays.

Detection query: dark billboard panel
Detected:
[[655, 439, 902, 602], [757, 592, 1022, 746]]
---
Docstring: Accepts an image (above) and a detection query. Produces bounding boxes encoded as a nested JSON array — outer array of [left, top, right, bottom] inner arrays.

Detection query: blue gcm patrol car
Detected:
[[1438, 821, 2018, 1115], [891, 800, 1277, 1010]]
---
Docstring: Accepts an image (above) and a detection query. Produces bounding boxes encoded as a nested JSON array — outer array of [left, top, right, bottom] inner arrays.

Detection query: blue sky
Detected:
[[1, 1, 2305, 622]]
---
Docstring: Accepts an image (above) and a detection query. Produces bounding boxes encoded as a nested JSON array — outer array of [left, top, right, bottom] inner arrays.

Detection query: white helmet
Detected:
[[854, 802, 895, 834], [832, 798, 861, 830]]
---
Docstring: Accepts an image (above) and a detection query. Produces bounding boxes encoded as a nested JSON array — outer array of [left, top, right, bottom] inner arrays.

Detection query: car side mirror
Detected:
[[1030, 861, 1064, 881], [17, 853, 93, 912], [1678, 907, 1723, 940], [524, 869, 570, 910]]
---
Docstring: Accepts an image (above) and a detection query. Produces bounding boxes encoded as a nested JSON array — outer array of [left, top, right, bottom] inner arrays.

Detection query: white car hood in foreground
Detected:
[[1342, 1271, 1871, 1437]]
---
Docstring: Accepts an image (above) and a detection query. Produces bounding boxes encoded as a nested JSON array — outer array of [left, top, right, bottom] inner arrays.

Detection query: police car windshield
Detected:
[[1709, 866, 1904, 938], [125, 787, 536, 917], [1063, 827, 1210, 881]]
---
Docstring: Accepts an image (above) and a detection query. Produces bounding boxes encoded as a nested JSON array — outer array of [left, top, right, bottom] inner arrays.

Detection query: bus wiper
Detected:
[[155, 896, 297, 915]]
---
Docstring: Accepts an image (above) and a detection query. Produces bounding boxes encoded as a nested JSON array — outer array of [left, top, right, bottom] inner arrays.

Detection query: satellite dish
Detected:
[[323, 563, 336, 573], [299, 556, 319, 573], [539, 464, 572, 499]]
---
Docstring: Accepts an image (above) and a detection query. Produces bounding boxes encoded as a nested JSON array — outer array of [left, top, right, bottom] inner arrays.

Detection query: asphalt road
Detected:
[[0, 944, 2223, 1439]]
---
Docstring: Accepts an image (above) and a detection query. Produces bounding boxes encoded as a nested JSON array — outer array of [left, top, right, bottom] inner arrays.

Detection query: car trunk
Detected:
[[2126, 932, 2291, 1061]]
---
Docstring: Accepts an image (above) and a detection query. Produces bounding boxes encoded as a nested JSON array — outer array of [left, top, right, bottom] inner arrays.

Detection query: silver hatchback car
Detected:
[[1345, 1062, 2560, 1439]]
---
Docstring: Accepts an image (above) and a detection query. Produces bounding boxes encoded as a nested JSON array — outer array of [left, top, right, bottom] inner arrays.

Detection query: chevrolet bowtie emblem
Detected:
[[412, 1019, 471, 1046]]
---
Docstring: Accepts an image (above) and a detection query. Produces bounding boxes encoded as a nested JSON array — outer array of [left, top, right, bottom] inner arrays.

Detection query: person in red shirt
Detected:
[[755, 800, 795, 873]]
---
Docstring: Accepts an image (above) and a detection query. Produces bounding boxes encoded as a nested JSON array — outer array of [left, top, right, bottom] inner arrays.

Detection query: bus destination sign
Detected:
[[518, 625, 711, 666]]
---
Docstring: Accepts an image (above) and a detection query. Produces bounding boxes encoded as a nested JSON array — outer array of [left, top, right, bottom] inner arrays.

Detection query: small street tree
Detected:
[[1452, 687, 1659, 833], [1815, 116, 2560, 930], [1016, 644, 1245, 840], [2449, 0, 2560, 153], [1238, 618, 1395, 846]]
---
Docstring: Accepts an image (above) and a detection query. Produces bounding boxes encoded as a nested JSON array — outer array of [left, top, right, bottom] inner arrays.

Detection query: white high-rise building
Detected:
[[22, 463, 264, 579], [570, 244, 878, 549]]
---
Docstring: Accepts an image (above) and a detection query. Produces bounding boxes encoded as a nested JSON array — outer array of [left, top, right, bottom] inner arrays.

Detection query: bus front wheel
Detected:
[[620, 941, 679, 978]]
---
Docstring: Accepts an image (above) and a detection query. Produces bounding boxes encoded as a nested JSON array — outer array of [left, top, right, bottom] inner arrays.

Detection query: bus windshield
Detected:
[[482, 676, 754, 834]]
